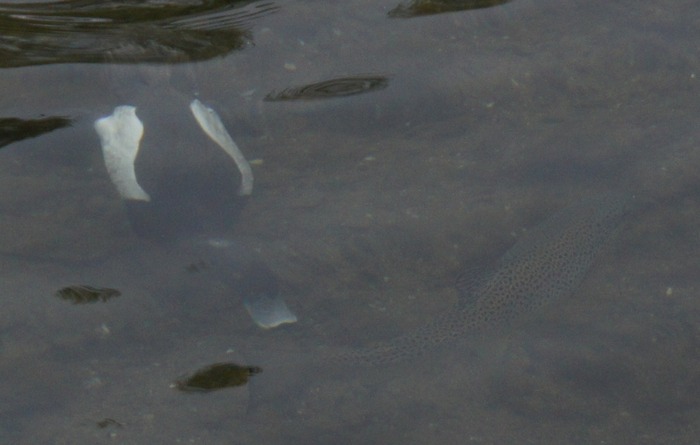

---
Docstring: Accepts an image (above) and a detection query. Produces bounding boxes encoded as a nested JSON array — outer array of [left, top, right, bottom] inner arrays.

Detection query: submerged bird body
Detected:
[[335, 193, 638, 365]]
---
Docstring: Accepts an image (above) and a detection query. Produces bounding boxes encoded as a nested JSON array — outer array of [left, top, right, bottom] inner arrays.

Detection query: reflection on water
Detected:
[[0, 0, 278, 67], [0, 116, 72, 148], [388, 0, 512, 18], [264, 74, 390, 101], [1, 0, 700, 444]]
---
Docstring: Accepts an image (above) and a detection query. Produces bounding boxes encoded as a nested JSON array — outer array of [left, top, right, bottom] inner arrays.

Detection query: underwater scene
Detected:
[[1, 0, 699, 443]]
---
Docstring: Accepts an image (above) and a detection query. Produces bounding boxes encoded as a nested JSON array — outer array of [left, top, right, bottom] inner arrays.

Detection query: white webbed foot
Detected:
[[94, 105, 150, 201], [190, 99, 253, 196]]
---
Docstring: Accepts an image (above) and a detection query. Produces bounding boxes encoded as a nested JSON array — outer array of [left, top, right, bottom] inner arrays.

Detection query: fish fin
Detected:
[[455, 265, 491, 308]]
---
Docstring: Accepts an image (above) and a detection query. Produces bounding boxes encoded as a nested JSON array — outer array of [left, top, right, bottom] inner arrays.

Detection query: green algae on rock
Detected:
[[55, 285, 121, 304], [175, 363, 262, 392]]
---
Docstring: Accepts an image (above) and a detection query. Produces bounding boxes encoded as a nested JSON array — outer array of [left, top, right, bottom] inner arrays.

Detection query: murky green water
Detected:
[[1, 0, 700, 443]]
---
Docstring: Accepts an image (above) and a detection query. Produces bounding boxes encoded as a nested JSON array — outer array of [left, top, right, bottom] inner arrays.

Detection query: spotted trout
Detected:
[[334, 192, 640, 365]]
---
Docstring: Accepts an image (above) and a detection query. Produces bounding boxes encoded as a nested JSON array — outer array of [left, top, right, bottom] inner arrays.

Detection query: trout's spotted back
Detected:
[[333, 193, 638, 365]]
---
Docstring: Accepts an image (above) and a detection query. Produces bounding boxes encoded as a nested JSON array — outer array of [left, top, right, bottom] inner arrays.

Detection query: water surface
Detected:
[[1, 0, 700, 444]]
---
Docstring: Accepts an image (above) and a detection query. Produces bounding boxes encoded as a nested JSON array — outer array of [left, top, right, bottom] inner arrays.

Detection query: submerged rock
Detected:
[[55, 285, 121, 304], [175, 362, 262, 392]]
